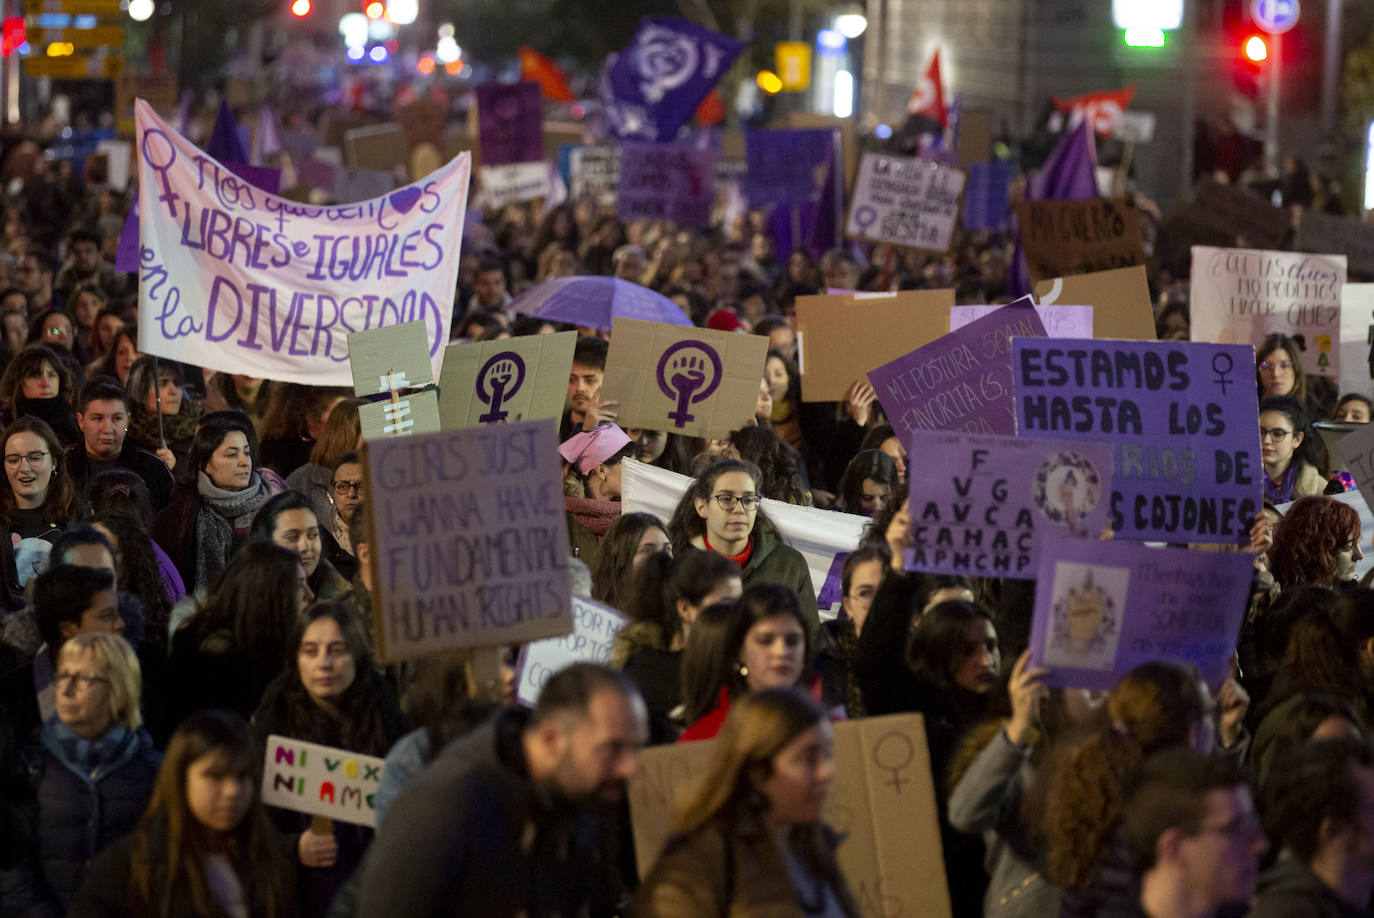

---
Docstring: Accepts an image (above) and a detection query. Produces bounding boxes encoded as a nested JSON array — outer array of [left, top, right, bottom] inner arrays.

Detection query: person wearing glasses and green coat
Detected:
[[667, 457, 818, 635]]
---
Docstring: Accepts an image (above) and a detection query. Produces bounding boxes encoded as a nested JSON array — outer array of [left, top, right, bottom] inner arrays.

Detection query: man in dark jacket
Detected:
[[1100, 749, 1268, 918], [355, 662, 647, 918], [1249, 738, 1374, 918], [67, 376, 173, 510]]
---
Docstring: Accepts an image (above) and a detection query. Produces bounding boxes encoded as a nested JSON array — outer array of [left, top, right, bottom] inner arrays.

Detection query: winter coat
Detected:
[[636, 815, 860, 918], [0, 720, 160, 917], [1247, 856, 1367, 918], [737, 529, 818, 634], [613, 622, 683, 744], [355, 706, 610, 918], [65, 440, 174, 511]]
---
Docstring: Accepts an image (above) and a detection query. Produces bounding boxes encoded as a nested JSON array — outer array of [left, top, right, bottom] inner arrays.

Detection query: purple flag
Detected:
[[964, 161, 1013, 230], [1029, 120, 1098, 201], [207, 99, 248, 165], [601, 17, 744, 143], [746, 129, 833, 208], [475, 82, 545, 166]]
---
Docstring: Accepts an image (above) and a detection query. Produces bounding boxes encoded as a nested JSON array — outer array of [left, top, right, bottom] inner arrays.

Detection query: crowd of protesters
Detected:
[[2, 101, 1374, 918]]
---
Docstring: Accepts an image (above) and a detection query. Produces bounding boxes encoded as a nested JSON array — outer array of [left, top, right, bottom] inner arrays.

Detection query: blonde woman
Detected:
[[2, 632, 160, 914], [636, 688, 860, 917]]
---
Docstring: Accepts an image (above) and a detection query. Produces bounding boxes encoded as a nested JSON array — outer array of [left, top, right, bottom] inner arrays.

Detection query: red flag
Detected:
[[519, 45, 576, 104], [694, 88, 724, 126], [1052, 86, 1136, 138], [906, 48, 947, 128]]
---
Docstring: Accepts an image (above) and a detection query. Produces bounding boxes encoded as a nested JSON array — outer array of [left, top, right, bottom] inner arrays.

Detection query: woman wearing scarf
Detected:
[[124, 356, 202, 486], [1259, 395, 1327, 505], [151, 413, 284, 592], [559, 424, 631, 568]]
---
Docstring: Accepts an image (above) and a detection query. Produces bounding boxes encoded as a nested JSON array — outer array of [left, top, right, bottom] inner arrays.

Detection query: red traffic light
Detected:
[[291, 0, 311, 15], [1243, 34, 1268, 62]]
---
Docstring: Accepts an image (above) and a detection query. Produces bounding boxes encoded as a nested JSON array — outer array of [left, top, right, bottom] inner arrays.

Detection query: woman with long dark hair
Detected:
[[589, 512, 670, 612], [253, 601, 405, 918], [125, 356, 202, 482], [0, 343, 80, 446], [68, 710, 296, 918], [637, 689, 860, 916], [250, 491, 351, 602]]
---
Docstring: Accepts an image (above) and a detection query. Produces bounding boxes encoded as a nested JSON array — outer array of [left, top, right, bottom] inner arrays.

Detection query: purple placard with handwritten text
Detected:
[[1013, 339, 1261, 543], [867, 301, 1046, 438], [1027, 540, 1253, 691], [475, 81, 543, 166], [616, 142, 716, 227]]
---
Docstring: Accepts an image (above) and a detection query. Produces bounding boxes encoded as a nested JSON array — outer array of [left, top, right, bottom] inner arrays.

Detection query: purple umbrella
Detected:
[[515, 276, 693, 333]]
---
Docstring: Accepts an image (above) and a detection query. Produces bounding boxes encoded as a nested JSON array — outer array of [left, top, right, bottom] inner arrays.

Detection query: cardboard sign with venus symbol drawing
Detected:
[[438, 331, 577, 430], [602, 318, 768, 439]]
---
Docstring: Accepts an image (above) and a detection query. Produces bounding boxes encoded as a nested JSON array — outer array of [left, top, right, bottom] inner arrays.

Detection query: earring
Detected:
[[735, 661, 749, 678]]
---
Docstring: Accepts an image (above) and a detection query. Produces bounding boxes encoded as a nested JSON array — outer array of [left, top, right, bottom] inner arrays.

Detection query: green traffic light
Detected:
[[1123, 27, 1166, 48]]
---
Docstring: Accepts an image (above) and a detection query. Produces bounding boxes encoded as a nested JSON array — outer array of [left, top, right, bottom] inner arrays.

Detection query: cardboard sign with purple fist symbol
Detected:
[[438, 331, 577, 431], [602, 318, 769, 439]]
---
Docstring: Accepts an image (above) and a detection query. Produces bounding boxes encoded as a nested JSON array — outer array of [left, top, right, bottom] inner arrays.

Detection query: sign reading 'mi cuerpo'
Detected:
[[134, 98, 470, 387], [1013, 339, 1261, 543]]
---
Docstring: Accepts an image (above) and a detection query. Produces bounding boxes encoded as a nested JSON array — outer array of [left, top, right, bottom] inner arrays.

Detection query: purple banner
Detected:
[[1013, 339, 1261, 543], [868, 301, 1046, 438], [1028, 540, 1253, 691], [746, 129, 834, 208], [601, 16, 744, 143], [907, 432, 1115, 578], [476, 81, 544, 166], [963, 161, 1013, 231], [616, 142, 716, 226]]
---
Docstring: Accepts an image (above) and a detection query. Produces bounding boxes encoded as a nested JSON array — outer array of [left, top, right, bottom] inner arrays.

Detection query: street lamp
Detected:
[[835, 12, 866, 38]]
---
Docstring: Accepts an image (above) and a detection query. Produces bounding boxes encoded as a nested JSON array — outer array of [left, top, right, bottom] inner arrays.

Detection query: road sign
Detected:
[[30, 25, 123, 45], [23, 54, 121, 77], [22, 0, 120, 14], [1251, 0, 1299, 34]]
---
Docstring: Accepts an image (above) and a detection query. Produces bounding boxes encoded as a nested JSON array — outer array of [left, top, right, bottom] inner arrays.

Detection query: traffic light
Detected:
[[291, 0, 311, 16], [363, 1, 385, 19], [1, 18, 25, 57], [1243, 33, 1268, 62]]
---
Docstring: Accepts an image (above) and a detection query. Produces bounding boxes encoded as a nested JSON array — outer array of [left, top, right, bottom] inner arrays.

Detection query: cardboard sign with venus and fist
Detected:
[[601, 318, 768, 439]]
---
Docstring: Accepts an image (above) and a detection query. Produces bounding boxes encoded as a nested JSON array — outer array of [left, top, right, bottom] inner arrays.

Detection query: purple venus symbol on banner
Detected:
[[476, 351, 527, 423], [656, 339, 723, 427]]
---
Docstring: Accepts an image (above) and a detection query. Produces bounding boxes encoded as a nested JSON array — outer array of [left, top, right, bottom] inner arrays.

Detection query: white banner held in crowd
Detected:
[[845, 152, 965, 253], [134, 98, 470, 387], [1190, 245, 1345, 377], [479, 162, 555, 208], [515, 595, 628, 706], [621, 458, 868, 613]]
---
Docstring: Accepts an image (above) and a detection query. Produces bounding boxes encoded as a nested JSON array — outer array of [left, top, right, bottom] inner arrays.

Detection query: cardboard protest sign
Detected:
[[359, 390, 441, 439], [480, 162, 554, 208], [261, 736, 385, 828], [628, 714, 951, 918], [1335, 420, 1374, 518], [745, 128, 835, 207], [1033, 264, 1156, 341], [438, 331, 577, 429], [1339, 284, 1374, 399], [1027, 542, 1254, 691], [868, 301, 1047, 438], [1016, 198, 1145, 283], [133, 100, 469, 388], [1014, 339, 1262, 543], [1190, 246, 1345, 377], [342, 123, 407, 171], [622, 458, 869, 612], [846, 152, 966, 253], [362, 420, 573, 662], [475, 81, 543, 166], [1296, 210, 1374, 279], [348, 321, 435, 395], [905, 432, 1114, 578], [616, 143, 715, 227], [793, 289, 956, 402], [569, 144, 620, 205], [515, 596, 628, 706], [601, 318, 768, 439], [952, 304, 1092, 338], [1188, 180, 1291, 250]]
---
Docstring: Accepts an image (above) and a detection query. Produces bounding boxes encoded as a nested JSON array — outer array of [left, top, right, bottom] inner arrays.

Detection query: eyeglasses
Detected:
[[54, 672, 108, 690], [1259, 427, 1292, 443], [333, 480, 364, 496], [3, 451, 48, 468], [1259, 360, 1293, 372], [712, 493, 760, 511]]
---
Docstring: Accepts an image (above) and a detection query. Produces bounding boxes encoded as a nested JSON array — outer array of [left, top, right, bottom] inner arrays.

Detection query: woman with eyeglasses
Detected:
[[0, 342, 81, 447], [250, 491, 351, 601], [666, 457, 818, 633], [0, 632, 160, 916], [1259, 395, 1328, 504], [0, 415, 76, 543], [323, 452, 363, 576]]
